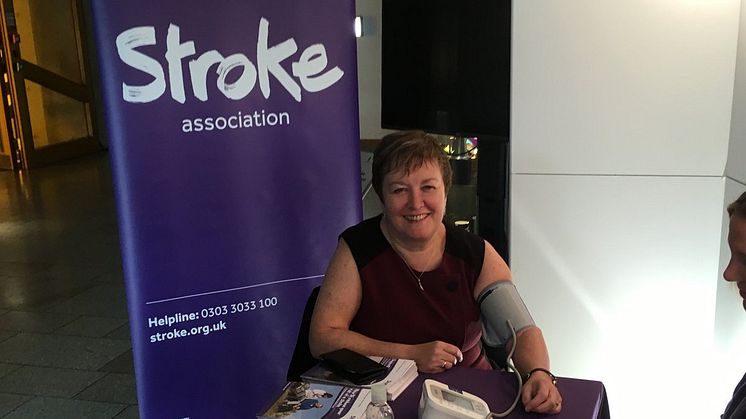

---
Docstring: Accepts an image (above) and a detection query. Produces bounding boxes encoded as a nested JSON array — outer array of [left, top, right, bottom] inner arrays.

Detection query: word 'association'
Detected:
[[181, 109, 290, 133], [116, 17, 344, 104]]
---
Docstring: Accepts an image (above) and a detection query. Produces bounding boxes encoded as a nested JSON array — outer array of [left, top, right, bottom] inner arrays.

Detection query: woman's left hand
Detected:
[[521, 371, 562, 414]]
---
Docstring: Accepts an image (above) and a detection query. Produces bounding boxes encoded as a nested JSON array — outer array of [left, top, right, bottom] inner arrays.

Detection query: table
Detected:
[[390, 367, 610, 419]]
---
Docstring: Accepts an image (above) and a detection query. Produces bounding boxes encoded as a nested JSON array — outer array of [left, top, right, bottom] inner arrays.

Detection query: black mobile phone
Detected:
[[320, 348, 388, 385]]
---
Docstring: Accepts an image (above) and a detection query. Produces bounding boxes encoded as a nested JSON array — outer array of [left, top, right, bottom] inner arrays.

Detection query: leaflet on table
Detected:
[[301, 357, 418, 401], [258, 382, 370, 419]]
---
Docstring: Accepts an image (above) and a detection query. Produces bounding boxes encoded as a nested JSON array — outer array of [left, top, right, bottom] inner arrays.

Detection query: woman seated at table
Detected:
[[309, 130, 562, 414]]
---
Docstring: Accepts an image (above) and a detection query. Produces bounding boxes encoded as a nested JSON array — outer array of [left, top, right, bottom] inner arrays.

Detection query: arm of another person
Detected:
[[309, 238, 463, 373], [474, 242, 562, 414]]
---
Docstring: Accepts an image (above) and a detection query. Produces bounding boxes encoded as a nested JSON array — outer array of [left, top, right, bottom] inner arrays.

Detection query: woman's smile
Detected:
[[403, 213, 429, 222], [381, 161, 446, 246]]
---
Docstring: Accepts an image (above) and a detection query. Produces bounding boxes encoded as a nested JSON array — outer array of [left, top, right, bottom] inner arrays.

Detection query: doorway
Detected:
[[0, 0, 98, 170]]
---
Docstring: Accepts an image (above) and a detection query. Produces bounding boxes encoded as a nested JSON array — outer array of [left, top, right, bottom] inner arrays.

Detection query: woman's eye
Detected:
[[392, 188, 405, 194], [422, 185, 436, 191]]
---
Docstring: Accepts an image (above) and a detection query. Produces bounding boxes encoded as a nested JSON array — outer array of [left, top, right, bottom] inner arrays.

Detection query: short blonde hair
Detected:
[[372, 130, 452, 199]]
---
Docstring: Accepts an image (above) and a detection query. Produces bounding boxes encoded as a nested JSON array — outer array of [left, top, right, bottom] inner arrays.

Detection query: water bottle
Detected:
[[365, 382, 394, 419]]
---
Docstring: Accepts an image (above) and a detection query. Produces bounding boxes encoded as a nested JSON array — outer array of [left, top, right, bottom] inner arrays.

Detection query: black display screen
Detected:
[[381, 0, 511, 138]]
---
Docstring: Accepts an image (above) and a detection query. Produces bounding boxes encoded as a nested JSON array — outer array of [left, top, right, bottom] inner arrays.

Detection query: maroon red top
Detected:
[[342, 215, 491, 369]]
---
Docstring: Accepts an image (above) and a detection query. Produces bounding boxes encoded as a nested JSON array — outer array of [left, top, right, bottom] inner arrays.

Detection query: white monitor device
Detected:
[[418, 379, 490, 419]]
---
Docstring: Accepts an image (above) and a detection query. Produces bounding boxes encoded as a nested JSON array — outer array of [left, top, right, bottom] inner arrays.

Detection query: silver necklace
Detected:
[[382, 221, 437, 291], [400, 255, 429, 291]]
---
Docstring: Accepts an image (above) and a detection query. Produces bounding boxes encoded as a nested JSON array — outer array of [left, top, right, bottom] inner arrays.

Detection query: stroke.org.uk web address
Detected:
[[149, 320, 227, 343]]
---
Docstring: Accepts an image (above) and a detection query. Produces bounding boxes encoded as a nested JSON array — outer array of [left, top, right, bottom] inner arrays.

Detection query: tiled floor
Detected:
[[0, 153, 138, 418]]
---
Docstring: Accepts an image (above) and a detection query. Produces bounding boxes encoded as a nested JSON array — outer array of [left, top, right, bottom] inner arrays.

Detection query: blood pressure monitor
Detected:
[[418, 280, 532, 419], [418, 379, 490, 419]]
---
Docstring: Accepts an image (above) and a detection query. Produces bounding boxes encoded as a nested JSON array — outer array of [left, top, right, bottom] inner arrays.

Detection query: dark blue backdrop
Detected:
[[89, 1, 361, 417]]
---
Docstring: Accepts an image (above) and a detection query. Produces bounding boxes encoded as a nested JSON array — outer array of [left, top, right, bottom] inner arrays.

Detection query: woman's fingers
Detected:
[[440, 343, 462, 365], [436, 346, 463, 370], [413, 341, 464, 372]]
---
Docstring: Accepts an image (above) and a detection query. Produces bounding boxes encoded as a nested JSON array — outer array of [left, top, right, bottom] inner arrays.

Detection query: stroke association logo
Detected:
[[114, 17, 345, 133]]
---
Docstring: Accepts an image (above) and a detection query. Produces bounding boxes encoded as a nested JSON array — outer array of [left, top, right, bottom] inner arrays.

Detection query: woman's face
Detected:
[[724, 216, 746, 310], [381, 160, 446, 244]]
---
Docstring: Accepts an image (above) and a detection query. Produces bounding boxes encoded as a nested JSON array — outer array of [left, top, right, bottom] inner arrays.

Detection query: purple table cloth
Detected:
[[390, 367, 610, 419]]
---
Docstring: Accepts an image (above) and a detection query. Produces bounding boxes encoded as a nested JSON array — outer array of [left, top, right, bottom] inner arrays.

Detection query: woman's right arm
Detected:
[[308, 239, 461, 372]]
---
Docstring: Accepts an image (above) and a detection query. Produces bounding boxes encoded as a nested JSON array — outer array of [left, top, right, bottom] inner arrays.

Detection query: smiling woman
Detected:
[[308, 130, 564, 415], [379, 160, 448, 252]]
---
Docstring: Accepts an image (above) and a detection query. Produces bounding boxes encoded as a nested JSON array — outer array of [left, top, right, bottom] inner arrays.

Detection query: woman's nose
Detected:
[[407, 190, 422, 207], [723, 260, 736, 282]]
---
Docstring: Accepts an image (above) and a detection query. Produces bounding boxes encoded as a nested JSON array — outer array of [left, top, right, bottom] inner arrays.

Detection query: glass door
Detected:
[[0, 0, 99, 170], [0, 9, 20, 169]]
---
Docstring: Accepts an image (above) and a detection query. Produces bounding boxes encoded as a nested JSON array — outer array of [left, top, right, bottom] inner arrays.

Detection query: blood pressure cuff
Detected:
[[477, 280, 535, 347]]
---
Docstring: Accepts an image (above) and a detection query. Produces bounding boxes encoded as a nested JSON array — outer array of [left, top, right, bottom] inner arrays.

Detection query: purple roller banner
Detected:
[[88, 1, 361, 417]]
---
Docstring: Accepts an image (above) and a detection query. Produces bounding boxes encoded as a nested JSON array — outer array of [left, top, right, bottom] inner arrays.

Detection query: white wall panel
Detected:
[[513, 0, 738, 176], [511, 174, 726, 418], [728, 0, 746, 184]]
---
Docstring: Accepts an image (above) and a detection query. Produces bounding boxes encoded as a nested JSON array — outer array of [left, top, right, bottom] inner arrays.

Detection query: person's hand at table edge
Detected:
[[522, 368, 562, 414]]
